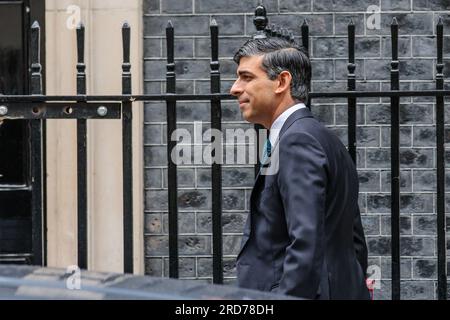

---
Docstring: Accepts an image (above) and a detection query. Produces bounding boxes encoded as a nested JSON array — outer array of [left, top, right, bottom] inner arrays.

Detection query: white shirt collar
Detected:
[[269, 102, 307, 146]]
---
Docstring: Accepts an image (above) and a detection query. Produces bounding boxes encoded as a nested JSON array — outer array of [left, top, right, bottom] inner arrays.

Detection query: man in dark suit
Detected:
[[230, 37, 370, 300]]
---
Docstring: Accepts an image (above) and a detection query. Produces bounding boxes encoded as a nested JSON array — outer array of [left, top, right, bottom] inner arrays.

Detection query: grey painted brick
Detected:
[[413, 258, 437, 279], [358, 170, 380, 192], [312, 81, 347, 104], [145, 190, 168, 211], [144, 213, 162, 234], [413, 215, 437, 236], [197, 212, 247, 233], [209, 15, 246, 36], [400, 280, 435, 300], [313, 37, 348, 58], [380, 215, 412, 235], [335, 14, 365, 36], [355, 82, 381, 103], [279, 0, 311, 12], [401, 237, 436, 256], [366, 13, 434, 36], [373, 280, 392, 300], [144, 146, 167, 166], [413, 0, 450, 10], [246, 14, 334, 37], [223, 235, 243, 255], [161, 38, 194, 58], [144, 124, 162, 145], [144, 168, 162, 189], [144, 38, 161, 58], [367, 193, 434, 213], [313, 0, 375, 11], [335, 59, 365, 80], [197, 257, 237, 278], [162, 168, 195, 188], [357, 148, 366, 169], [174, 59, 210, 80], [362, 215, 380, 235], [223, 189, 246, 210], [366, 149, 390, 168], [381, 36, 411, 58], [222, 102, 244, 121], [220, 59, 238, 79], [335, 104, 365, 125], [380, 257, 412, 279], [412, 36, 436, 57], [311, 59, 334, 80], [195, 38, 249, 58], [145, 257, 163, 276], [144, 16, 210, 37], [179, 235, 212, 255], [380, 170, 413, 192], [178, 189, 212, 210], [356, 37, 381, 58], [367, 236, 391, 255], [413, 126, 436, 147], [380, 126, 412, 147], [311, 104, 334, 125], [400, 104, 434, 124], [381, 0, 412, 10], [145, 235, 168, 256], [195, 0, 278, 13], [162, 212, 196, 234], [400, 148, 434, 168], [143, 0, 159, 14], [163, 257, 196, 278], [144, 81, 163, 94], [161, 0, 193, 14], [413, 170, 436, 192], [144, 59, 166, 80], [365, 60, 434, 81], [367, 236, 435, 256], [331, 126, 380, 147], [195, 79, 235, 94]]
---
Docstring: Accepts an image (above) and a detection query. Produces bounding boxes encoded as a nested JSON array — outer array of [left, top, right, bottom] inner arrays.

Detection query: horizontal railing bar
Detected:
[[3, 90, 450, 102]]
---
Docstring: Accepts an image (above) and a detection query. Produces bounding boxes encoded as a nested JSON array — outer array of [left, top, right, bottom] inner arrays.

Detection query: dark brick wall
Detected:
[[143, 0, 450, 299]]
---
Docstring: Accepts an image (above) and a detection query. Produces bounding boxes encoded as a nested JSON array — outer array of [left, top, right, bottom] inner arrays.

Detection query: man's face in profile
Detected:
[[230, 55, 277, 126]]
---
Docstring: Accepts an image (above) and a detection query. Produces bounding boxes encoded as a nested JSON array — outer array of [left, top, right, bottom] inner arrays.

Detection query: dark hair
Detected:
[[233, 37, 311, 103]]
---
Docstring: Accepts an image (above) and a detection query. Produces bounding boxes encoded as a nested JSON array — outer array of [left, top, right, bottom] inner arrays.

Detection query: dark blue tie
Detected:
[[262, 138, 272, 165]]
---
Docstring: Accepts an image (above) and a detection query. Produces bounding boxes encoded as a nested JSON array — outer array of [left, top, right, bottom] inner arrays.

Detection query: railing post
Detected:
[[253, 5, 268, 177], [435, 17, 447, 300], [166, 21, 179, 279], [390, 17, 401, 300], [122, 21, 134, 274], [30, 20, 44, 266], [347, 20, 357, 164], [76, 22, 88, 270], [301, 20, 310, 109], [210, 18, 223, 284]]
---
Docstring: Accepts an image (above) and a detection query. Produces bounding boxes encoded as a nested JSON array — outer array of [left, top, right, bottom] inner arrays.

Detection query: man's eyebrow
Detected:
[[237, 70, 255, 76]]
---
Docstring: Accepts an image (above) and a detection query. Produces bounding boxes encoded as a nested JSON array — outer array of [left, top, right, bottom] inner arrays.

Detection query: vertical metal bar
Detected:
[[210, 19, 223, 284], [122, 21, 134, 274], [435, 17, 447, 300], [166, 21, 179, 278], [390, 17, 401, 300], [76, 22, 88, 270], [301, 20, 311, 109], [347, 20, 357, 164], [30, 21, 43, 266], [253, 6, 268, 176]]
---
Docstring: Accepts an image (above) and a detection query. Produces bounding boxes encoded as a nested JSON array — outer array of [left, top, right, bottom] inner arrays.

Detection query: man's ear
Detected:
[[274, 71, 292, 94]]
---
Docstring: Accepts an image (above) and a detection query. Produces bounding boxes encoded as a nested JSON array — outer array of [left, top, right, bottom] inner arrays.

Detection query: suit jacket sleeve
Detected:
[[276, 132, 327, 299]]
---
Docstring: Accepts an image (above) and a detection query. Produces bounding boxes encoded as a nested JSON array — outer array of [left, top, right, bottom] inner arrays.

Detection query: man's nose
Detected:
[[230, 80, 241, 97]]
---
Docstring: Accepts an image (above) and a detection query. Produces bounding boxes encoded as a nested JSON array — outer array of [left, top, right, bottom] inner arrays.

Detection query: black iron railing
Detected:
[[0, 4, 448, 300]]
